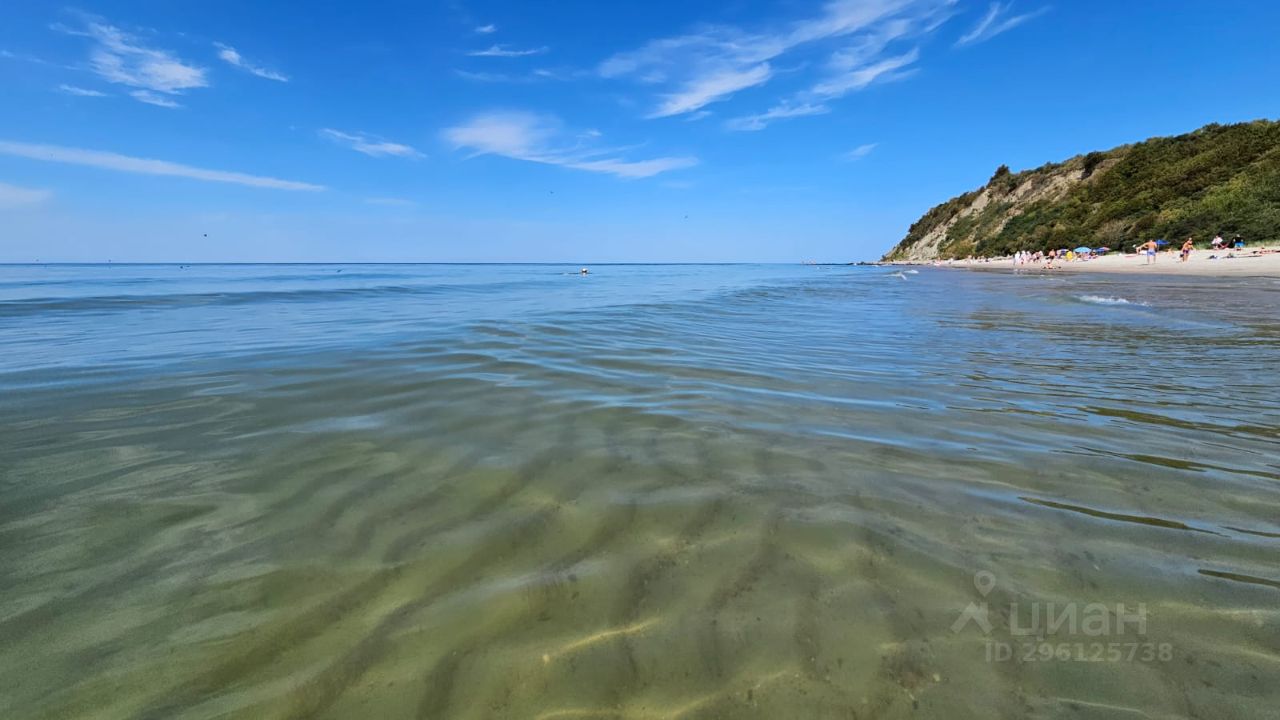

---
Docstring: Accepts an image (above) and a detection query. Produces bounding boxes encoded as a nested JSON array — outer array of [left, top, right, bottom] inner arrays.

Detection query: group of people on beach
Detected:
[[1210, 234, 1247, 251], [1012, 248, 1096, 269], [1013, 249, 1058, 267], [1002, 233, 1249, 269], [922, 232, 1273, 270], [1136, 234, 1246, 264]]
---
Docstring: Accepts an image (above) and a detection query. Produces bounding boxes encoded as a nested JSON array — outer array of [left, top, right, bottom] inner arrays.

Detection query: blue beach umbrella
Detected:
[[1074, 246, 1092, 254], [1096, 247, 1110, 253], [1156, 239, 1169, 246]]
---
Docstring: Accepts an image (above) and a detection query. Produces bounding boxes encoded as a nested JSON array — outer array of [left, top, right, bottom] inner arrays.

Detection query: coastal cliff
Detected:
[[883, 119, 1280, 261]]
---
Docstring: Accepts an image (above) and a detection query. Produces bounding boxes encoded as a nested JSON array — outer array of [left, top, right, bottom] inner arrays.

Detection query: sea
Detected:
[[1, 263, 1277, 719]]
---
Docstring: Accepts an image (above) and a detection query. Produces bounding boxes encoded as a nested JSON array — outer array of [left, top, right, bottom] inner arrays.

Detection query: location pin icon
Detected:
[[974, 571, 996, 597]]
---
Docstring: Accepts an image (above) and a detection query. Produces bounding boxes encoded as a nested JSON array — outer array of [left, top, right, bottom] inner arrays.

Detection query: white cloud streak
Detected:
[[2, 49, 56, 65], [455, 69, 514, 83], [130, 89, 182, 108], [651, 63, 773, 119], [214, 42, 289, 82], [454, 67, 563, 83], [0, 140, 325, 191], [956, 2, 1048, 46], [602, 0, 954, 119], [475, 24, 497, 34], [810, 47, 919, 97], [843, 143, 878, 160], [57, 84, 108, 97], [57, 20, 207, 106], [467, 44, 548, 58], [720, 2, 953, 132], [0, 181, 53, 208], [725, 103, 830, 131], [443, 112, 697, 179], [319, 129, 424, 159], [725, 46, 922, 131]]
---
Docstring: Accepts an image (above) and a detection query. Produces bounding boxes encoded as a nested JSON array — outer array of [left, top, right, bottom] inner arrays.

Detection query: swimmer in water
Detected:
[[580, 267, 589, 275]]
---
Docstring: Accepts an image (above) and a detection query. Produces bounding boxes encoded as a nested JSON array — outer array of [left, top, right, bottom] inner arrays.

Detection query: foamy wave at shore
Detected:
[[1078, 294, 1149, 306]]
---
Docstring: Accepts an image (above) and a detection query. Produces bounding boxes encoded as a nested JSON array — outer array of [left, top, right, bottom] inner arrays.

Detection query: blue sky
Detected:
[[1, 1, 1278, 262]]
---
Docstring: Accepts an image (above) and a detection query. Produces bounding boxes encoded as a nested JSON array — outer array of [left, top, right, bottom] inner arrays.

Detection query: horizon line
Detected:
[[0, 261, 872, 266]]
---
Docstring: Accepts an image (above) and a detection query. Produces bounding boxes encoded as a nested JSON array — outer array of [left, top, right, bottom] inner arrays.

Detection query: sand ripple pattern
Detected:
[[1, 264, 1278, 719]]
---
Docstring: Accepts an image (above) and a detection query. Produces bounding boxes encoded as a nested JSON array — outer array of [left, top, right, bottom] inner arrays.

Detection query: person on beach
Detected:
[[1212, 234, 1224, 250], [1181, 238, 1194, 262], [1142, 240, 1158, 264]]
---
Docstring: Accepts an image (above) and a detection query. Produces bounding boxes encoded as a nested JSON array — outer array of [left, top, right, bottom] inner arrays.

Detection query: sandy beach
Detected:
[[897, 246, 1280, 276]]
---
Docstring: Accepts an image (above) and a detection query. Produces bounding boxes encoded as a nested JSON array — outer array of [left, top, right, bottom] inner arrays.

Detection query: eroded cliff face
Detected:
[[882, 120, 1280, 262], [883, 160, 1094, 261]]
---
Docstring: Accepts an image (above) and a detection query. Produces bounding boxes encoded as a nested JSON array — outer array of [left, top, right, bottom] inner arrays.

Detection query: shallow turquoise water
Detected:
[[1, 264, 1277, 719]]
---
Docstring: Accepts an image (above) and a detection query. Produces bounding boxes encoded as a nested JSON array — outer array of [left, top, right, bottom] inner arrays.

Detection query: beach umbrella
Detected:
[[1074, 246, 1092, 254], [1095, 247, 1109, 254], [1156, 239, 1169, 246]]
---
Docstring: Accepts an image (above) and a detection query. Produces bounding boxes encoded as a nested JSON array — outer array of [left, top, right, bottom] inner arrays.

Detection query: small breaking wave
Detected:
[[1077, 295, 1148, 307]]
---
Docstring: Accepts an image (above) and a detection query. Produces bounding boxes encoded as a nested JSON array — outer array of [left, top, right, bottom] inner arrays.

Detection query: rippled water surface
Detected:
[[2, 264, 1277, 719]]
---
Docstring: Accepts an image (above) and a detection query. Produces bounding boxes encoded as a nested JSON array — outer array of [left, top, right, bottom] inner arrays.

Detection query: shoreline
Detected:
[[883, 246, 1280, 277]]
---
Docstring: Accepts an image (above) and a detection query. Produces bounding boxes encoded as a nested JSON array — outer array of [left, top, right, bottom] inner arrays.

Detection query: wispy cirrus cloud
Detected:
[[0, 181, 53, 208], [725, 102, 829, 131], [843, 142, 879, 160], [722, 5, 948, 132], [365, 197, 417, 207], [2, 49, 56, 66], [443, 112, 697, 179], [651, 63, 773, 119], [467, 44, 548, 58], [723, 44, 922, 132], [475, 24, 497, 34], [214, 42, 289, 82], [599, 28, 777, 117], [810, 47, 919, 98], [956, 2, 1048, 46], [455, 69, 513, 83], [319, 129, 424, 159], [130, 89, 182, 108], [602, 0, 955, 122], [0, 140, 324, 191], [455, 67, 562, 83], [55, 18, 208, 106], [57, 84, 108, 97]]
